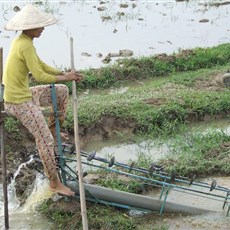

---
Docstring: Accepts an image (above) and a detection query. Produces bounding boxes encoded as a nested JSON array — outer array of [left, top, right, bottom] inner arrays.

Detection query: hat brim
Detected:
[[4, 4, 58, 31]]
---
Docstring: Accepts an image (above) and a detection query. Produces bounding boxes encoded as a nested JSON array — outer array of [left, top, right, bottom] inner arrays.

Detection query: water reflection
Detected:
[[84, 139, 170, 163], [1, 1, 230, 70]]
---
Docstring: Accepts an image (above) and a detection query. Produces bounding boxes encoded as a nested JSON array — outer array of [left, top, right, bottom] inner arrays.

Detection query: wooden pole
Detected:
[[0, 47, 9, 229], [70, 37, 88, 229]]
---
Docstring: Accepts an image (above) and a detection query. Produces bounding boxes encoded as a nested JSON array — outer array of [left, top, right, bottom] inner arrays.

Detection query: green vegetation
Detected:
[[161, 130, 230, 177], [66, 43, 230, 91], [96, 172, 144, 193], [4, 117, 21, 140], [30, 44, 230, 139], [64, 64, 230, 137], [39, 199, 153, 230], [4, 117, 19, 133], [39, 199, 170, 230]]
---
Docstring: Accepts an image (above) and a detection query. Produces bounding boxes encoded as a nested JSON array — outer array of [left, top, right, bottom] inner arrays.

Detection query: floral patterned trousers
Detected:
[[4, 84, 69, 181]]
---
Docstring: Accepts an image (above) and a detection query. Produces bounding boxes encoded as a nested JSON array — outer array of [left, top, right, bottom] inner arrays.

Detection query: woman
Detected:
[[3, 4, 81, 196]]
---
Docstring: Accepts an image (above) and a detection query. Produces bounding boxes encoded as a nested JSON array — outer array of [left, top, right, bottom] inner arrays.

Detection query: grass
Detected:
[[160, 130, 230, 177], [63, 43, 230, 91], [64, 65, 230, 137], [4, 117, 21, 140], [96, 174, 143, 193], [9, 44, 230, 139], [89, 126, 230, 190], [39, 198, 171, 230], [39, 199, 143, 230]]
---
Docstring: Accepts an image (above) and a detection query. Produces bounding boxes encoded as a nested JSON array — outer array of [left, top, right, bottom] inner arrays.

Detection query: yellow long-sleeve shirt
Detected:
[[3, 33, 62, 103]]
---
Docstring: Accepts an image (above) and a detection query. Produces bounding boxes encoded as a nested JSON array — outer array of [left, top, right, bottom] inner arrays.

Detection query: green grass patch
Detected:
[[39, 199, 138, 230], [69, 43, 230, 90], [96, 172, 144, 193], [64, 67, 230, 137], [160, 130, 230, 177]]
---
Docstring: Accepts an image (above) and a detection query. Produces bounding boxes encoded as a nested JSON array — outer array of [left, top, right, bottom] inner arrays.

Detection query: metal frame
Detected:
[[55, 143, 230, 216]]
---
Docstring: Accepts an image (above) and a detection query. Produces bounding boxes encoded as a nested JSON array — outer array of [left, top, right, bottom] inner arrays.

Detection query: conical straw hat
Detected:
[[5, 4, 57, 31]]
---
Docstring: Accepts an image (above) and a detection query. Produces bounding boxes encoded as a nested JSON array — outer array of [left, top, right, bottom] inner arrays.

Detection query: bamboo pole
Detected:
[[0, 47, 9, 229], [70, 37, 88, 229]]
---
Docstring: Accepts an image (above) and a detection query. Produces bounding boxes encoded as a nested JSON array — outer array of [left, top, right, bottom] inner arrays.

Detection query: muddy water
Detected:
[[84, 138, 170, 163], [1, 1, 230, 69], [0, 174, 56, 229], [84, 118, 230, 163]]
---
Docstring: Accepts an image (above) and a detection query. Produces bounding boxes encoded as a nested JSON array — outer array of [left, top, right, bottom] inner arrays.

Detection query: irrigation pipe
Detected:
[[0, 47, 9, 229], [70, 37, 88, 229]]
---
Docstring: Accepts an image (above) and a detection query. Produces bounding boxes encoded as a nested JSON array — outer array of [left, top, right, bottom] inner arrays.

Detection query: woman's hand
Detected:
[[56, 70, 83, 82], [65, 70, 83, 82]]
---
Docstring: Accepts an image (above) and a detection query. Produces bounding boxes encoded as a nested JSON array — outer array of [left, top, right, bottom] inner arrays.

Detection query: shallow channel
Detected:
[[1, 119, 229, 229]]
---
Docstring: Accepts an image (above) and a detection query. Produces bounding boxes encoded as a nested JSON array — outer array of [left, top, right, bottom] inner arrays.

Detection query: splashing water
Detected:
[[21, 173, 54, 213], [1, 155, 34, 212], [0, 157, 56, 229]]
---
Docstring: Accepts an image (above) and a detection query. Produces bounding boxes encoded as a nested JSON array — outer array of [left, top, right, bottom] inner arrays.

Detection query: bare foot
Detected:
[[50, 126, 69, 141], [60, 132, 69, 141], [50, 180, 75, 196]]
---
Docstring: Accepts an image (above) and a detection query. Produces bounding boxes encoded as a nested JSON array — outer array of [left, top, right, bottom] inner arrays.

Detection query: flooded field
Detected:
[[1, 0, 230, 70]]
